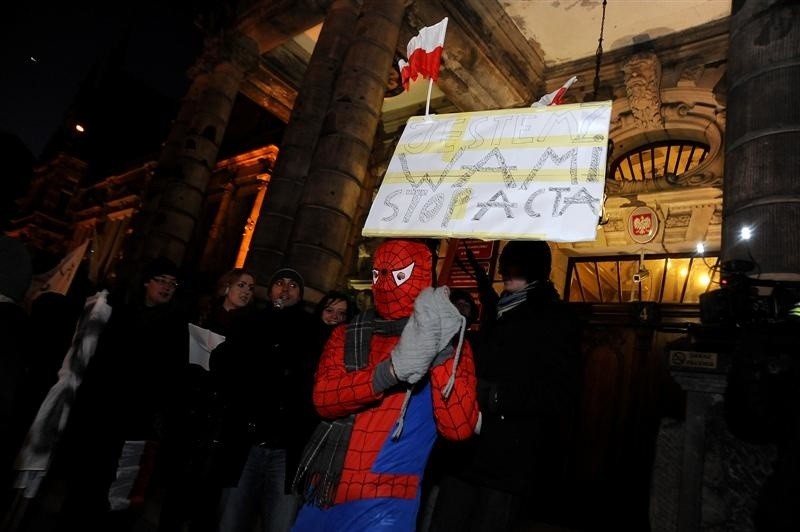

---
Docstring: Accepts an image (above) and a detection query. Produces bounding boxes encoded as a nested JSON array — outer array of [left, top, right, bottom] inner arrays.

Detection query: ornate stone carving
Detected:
[[678, 64, 705, 86], [665, 214, 691, 228], [224, 32, 260, 73], [606, 218, 626, 233], [622, 52, 664, 130], [667, 171, 724, 188], [188, 32, 260, 78]]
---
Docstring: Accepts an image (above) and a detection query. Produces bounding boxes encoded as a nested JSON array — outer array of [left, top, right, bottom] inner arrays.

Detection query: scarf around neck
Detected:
[[496, 280, 543, 318], [293, 310, 407, 508]]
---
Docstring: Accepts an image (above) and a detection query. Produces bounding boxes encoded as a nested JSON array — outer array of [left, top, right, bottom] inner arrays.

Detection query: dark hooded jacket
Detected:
[[210, 302, 317, 491], [458, 280, 581, 495]]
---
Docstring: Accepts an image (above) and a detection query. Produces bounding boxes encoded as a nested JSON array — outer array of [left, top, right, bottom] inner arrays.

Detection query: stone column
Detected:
[[245, 0, 362, 285], [236, 173, 270, 269], [723, 0, 800, 279], [335, 132, 388, 289], [285, 0, 406, 301], [127, 33, 259, 271], [200, 177, 236, 268]]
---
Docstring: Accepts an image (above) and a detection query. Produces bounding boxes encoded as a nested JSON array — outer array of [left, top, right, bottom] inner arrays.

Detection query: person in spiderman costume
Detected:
[[292, 239, 480, 531]]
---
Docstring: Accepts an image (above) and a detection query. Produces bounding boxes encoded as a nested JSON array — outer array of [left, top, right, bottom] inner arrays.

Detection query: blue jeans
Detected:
[[218, 446, 300, 532]]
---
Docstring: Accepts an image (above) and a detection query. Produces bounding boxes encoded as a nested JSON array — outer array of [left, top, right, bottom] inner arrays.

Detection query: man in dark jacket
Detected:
[[432, 241, 581, 531], [59, 257, 188, 531], [211, 267, 317, 532]]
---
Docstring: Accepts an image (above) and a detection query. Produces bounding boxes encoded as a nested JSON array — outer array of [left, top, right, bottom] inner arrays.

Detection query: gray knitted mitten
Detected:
[[391, 286, 463, 384]]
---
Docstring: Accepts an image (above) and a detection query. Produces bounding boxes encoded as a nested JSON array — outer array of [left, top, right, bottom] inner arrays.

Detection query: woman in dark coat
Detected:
[[159, 268, 256, 532]]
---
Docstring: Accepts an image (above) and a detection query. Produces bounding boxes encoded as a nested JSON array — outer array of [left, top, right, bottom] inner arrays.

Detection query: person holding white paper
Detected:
[[58, 257, 187, 531], [160, 268, 256, 532]]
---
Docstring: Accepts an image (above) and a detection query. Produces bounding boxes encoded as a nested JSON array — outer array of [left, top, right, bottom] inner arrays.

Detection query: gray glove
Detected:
[[391, 286, 464, 384]]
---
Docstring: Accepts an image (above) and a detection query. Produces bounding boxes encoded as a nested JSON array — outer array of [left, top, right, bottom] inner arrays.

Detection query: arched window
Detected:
[[610, 141, 709, 182]]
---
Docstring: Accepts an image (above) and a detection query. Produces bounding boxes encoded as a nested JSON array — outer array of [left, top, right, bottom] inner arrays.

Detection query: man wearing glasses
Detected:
[[59, 257, 189, 531], [145, 271, 179, 307]]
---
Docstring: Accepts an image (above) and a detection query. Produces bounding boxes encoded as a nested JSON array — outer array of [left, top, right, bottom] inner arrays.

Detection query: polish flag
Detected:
[[531, 76, 579, 108], [398, 18, 448, 91]]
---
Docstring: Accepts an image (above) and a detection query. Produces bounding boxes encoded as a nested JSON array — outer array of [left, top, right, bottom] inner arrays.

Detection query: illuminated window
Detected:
[[566, 253, 720, 304]]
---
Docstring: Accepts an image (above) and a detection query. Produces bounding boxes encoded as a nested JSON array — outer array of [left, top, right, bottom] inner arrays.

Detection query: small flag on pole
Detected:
[[531, 76, 578, 108], [23, 239, 89, 307], [398, 17, 448, 91]]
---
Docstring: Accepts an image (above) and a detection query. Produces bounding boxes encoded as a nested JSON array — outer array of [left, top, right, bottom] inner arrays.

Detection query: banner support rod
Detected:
[[424, 78, 434, 120]]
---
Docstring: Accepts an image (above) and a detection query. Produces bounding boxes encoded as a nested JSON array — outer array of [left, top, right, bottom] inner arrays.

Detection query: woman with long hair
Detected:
[[312, 291, 355, 354], [159, 268, 256, 532], [199, 268, 256, 336]]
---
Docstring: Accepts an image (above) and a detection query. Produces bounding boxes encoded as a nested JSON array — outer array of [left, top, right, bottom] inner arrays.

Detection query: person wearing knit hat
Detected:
[[0, 235, 33, 303], [211, 264, 317, 532], [142, 256, 180, 283], [497, 240, 551, 295], [141, 257, 180, 308], [58, 255, 188, 530], [268, 267, 304, 309], [431, 239, 581, 531]]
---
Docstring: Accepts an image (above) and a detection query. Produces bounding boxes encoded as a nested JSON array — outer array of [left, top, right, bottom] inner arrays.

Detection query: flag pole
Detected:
[[424, 78, 434, 120]]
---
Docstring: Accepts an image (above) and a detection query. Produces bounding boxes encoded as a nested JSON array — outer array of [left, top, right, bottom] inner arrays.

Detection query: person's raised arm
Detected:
[[430, 340, 479, 440]]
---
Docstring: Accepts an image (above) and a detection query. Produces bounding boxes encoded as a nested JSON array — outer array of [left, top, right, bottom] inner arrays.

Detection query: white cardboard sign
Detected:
[[362, 101, 612, 241]]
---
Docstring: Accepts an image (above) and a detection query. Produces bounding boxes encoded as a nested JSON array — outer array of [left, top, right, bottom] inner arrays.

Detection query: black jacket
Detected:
[[459, 281, 581, 494], [210, 303, 318, 491], [67, 301, 189, 443]]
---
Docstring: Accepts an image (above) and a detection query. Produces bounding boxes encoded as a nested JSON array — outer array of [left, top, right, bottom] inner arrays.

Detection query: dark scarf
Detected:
[[496, 281, 537, 318], [496, 279, 559, 318], [292, 310, 407, 507]]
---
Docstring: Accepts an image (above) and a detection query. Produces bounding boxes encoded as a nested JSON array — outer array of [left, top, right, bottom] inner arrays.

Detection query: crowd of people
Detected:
[[0, 235, 581, 532]]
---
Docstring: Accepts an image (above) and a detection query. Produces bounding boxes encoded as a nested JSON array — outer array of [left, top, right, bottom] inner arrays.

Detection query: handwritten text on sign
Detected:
[[362, 102, 612, 241]]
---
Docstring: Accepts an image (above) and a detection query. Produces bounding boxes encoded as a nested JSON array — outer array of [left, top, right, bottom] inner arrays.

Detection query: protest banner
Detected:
[[362, 101, 612, 242]]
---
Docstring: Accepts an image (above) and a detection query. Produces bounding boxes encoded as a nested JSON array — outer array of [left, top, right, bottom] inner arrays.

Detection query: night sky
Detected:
[[1, 1, 203, 159]]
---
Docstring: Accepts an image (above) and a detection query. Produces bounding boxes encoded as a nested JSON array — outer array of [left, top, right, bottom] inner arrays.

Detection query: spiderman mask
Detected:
[[372, 240, 432, 320]]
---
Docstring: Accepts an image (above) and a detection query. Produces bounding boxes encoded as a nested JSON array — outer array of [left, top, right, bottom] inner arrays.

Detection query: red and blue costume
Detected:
[[293, 240, 479, 531]]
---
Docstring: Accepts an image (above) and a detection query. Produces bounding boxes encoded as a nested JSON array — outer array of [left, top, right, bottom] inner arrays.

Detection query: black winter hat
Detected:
[[498, 240, 552, 282], [269, 267, 305, 298], [0, 235, 33, 302], [142, 257, 180, 282]]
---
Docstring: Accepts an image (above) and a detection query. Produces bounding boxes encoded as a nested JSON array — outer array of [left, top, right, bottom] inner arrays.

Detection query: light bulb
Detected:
[[740, 226, 752, 240], [696, 242, 705, 254]]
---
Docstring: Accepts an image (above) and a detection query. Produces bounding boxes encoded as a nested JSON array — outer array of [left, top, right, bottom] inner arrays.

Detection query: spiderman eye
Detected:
[[391, 262, 415, 286], [372, 269, 379, 284]]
